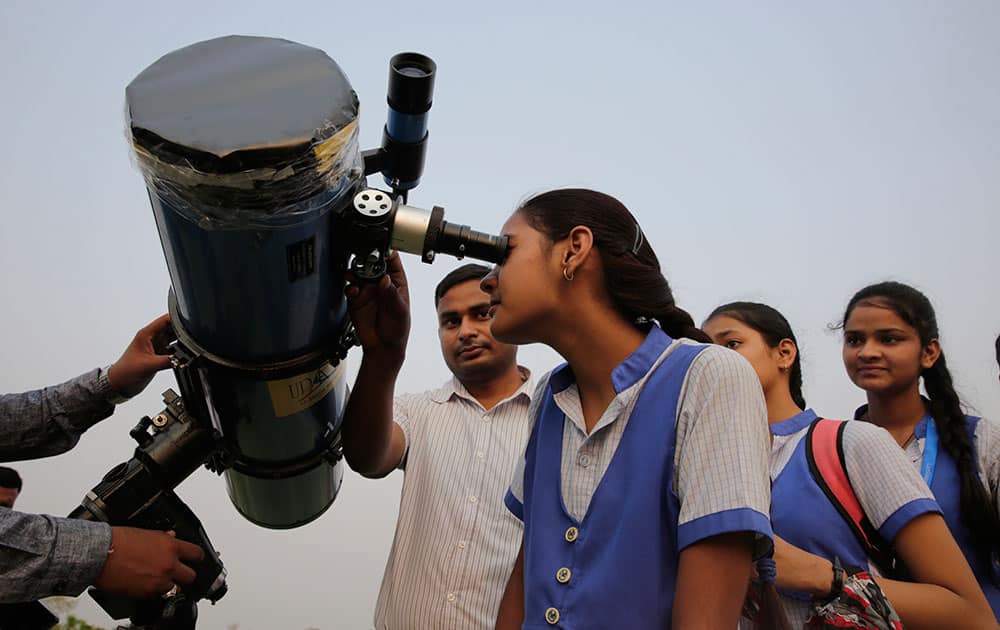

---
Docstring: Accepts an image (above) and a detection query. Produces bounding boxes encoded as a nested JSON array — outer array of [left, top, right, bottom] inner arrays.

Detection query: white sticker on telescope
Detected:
[[267, 362, 343, 418]]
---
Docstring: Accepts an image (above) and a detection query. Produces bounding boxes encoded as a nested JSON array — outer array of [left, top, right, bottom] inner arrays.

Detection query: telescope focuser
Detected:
[[347, 188, 509, 281]]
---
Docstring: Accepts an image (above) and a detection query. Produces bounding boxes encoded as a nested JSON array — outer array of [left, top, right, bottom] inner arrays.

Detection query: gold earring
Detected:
[[563, 266, 574, 281]]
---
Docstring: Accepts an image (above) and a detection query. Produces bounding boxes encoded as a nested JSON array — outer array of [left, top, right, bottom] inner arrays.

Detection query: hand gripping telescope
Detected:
[[64, 36, 508, 629]]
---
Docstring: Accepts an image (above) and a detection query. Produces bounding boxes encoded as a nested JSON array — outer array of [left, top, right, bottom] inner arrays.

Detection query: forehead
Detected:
[[436, 278, 490, 314], [845, 303, 911, 330], [704, 315, 755, 337], [501, 211, 531, 235]]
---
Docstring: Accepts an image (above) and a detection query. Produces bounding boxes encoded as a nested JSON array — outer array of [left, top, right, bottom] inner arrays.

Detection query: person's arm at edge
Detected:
[[340, 352, 407, 478], [671, 347, 774, 628], [0, 510, 112, 603], [494, 539, 524, 630], [0, 315, 173, 462], [673, 532, 755, 629], [340, 252, 410, 478]]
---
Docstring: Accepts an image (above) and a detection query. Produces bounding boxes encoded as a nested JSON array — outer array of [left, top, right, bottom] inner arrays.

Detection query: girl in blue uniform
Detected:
[[842, 281, 1000, 620], [484, 189, 775, 629], [704, 301, 995, 628]]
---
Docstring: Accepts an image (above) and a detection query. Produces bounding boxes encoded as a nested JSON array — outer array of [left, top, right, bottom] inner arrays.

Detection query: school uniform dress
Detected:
[[855, 406, 1000, 619], [744, 409, 940, 628], [506, 326, 773, 629]]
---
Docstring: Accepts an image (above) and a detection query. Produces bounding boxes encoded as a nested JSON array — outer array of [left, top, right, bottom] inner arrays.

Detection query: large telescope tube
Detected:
[[125, 36, 359, 528]]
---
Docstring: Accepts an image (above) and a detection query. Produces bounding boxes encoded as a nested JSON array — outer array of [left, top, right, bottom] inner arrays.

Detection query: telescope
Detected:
[[58, 36, 508, 630]]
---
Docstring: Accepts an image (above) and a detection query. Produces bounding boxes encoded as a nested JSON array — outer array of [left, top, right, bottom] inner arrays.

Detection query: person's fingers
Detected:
[[175, 538, 206, 563], [148, 354, 173, 369], [386, 251, 408, 292], [139, 313, 172, 337], [171, 562, 198, 586]]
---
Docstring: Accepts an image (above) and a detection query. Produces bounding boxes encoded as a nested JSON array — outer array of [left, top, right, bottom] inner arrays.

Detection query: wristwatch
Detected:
[[828, 556, 846, 599]]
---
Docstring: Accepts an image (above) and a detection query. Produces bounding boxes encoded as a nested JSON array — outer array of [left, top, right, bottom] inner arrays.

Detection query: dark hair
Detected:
[[707, 302, 806, 409], [434, 263, 492, 307], [517, 189, 710, 343], [843, 281, 1000, 567], [995, 334, 999, 371], [0, 466, 22, 491]]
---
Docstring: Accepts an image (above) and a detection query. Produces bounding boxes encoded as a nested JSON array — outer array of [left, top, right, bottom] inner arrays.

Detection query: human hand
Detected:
[[94, 528, 205, 599], [772, 534, 834, 596], [345, 251, 410, 362], [107, 314, 174, 398]]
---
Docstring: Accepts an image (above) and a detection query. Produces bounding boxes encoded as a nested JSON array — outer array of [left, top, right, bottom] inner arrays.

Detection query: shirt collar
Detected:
[[769, 408, 819, 436], [430, 366, 533, 404], [549, 325, 672, 395]]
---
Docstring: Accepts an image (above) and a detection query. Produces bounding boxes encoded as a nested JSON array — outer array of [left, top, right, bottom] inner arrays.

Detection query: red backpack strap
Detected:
[[805, 418, 895, 573]]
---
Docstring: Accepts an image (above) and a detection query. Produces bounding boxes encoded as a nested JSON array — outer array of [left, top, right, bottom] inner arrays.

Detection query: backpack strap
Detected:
[[805, 418, 896, 573]]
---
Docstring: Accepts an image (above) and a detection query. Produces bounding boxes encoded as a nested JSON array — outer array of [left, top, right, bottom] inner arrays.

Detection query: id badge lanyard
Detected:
[[920, 417, 939, 486]]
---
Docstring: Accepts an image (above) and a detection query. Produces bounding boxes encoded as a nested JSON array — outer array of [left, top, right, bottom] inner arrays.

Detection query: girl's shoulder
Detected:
[[839, 420, 918, 474], [971, 414, 1000, 457], [681, 341, 757, 378]]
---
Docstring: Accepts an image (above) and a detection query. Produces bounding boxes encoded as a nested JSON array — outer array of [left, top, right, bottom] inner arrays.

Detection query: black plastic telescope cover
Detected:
[[126, 35, 363, 218]]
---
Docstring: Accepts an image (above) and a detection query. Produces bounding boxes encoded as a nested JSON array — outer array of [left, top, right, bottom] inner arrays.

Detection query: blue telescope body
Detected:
[[126, 35, 360, 528]]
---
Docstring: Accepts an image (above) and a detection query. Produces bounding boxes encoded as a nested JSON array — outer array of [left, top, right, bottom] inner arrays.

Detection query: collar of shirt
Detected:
[[549, 326, 673, 438], [770, 408, 819, 436], [548, 325, 672, 394], [853, 403, 931, 463], [429, 365, 534, 407]]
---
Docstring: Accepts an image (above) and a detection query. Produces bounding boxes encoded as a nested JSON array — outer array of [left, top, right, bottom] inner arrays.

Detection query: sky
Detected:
[[1, 1, 999, 628]]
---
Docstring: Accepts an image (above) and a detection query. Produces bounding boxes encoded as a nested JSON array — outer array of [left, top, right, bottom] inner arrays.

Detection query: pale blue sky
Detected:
[[2, 2, 998, 628]]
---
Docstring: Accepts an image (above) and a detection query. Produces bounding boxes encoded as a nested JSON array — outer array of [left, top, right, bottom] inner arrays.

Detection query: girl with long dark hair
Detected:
[[704, 301, 994, 628], [485, 189, 775, 629], [842, 281, 1000, 620]]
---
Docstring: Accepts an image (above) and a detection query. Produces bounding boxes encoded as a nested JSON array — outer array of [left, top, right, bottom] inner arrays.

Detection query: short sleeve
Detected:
[[673, 346, 773, 554], [842, 421, 940, 542], [972, 416, 1000, 522], [392, 395, 414, 470], [504, 373, 551, 521]]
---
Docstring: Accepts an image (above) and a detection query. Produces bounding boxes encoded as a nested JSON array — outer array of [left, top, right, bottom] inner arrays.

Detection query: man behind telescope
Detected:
[[342, 256, 533, 630], [0, 314, 204, 603]]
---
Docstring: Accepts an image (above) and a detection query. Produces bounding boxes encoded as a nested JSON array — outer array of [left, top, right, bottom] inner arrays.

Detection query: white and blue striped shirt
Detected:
[[373, 368, 533, 630]]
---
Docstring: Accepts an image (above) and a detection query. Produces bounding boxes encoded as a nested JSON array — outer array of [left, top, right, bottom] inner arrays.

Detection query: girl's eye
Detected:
[[725, 340, 742, 349], [880, 335, 900, 344], [844, 335, 863, 346]]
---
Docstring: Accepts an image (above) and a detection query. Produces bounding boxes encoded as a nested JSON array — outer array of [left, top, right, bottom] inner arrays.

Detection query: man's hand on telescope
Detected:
[[107, 314, 174, 399], [345, 250, 411, 364], [94, 527, 205, 599]]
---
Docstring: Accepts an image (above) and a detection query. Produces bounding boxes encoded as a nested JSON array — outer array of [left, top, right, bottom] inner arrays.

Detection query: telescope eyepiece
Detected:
[[387, 53, 436, 114]]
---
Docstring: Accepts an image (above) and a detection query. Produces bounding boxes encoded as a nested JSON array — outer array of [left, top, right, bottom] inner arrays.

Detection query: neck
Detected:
[[461, 364, 525, 410], [548, 310, 646, 433], [765, 388, 803, 425], [865, 384, 926, 447]]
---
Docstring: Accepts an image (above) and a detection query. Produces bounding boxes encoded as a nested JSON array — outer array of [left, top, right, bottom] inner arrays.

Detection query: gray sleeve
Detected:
[[842, 421, 939, 539], [0, 368, 116, 462], [673, 346, 772, 531], [973, 417, 1000, 521], [0, 508, 112, 602]]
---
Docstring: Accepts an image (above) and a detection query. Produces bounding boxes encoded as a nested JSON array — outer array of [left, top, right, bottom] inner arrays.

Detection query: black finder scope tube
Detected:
[[381, 53, 436, 192]]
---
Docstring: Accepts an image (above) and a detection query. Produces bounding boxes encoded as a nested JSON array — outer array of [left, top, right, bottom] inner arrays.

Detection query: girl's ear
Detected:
[[921, 338, 942, 370], [776, 338, 798, 371], [562, 225, 594, 277]]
